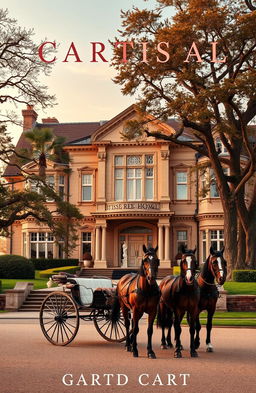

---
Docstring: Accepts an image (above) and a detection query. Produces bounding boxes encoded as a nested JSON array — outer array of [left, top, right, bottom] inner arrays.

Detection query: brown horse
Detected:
[[158, 246, 200, 358], [113, 245, 160, 358], [195, 246, 227, 352]]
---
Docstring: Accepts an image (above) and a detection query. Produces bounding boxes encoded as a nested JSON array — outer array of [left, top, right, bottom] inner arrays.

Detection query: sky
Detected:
[[2, 0, 159, 143]]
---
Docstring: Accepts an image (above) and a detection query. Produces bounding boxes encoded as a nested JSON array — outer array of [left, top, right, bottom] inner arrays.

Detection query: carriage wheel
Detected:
[[93, 309, 129, 343], [40, 291, 79, 346]]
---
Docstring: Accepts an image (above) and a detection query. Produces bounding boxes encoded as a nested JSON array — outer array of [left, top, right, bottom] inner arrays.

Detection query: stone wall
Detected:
[[227, 295, 256, 311]]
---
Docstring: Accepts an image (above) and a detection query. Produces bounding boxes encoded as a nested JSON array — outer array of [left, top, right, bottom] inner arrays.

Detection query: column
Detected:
[[95, 226, 101, 262], [101, 226, 107, 262], [26, 233, 30, 259], [164, 224, 170, 261], [158, 224, 164, 261]]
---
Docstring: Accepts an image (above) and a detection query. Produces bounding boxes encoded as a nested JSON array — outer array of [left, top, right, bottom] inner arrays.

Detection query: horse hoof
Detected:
[[161, 344, 167, 350], [126, 346, 131, 352], [133, 352, 139, 358], [167, 343, 173, 349], [191, 351, 198, 358], [148, 352, 156, 359], [174, 351, 182, 358], [206, 347, 213, 353]]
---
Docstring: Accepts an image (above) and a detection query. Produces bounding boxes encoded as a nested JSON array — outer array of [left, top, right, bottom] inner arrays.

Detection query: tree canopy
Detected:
[[112, 0, 256, 271]]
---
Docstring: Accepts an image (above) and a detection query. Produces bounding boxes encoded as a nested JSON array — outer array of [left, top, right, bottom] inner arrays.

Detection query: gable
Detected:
[[92, 105, 175, 143]]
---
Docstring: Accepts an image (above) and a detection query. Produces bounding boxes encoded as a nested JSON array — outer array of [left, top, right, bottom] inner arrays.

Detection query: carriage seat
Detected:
[[71, 278, 113, 306]]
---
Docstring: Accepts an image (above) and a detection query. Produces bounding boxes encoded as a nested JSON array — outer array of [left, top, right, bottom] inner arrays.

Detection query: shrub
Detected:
[[0, 280, 2, 292], [232, 270, 256, 282], [0, 255, 35, 279], [31, 258, 79, 270], [39, 266, 79, 278]]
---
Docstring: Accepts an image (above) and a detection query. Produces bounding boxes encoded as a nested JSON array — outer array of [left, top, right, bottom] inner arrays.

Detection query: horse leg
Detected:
[[174, 311, 184, 358], [121, 304, 131, 351], [189, 310, 198, 357], [206, 306, 215, 352], [132, 308, 143, 358], [194, 314, 201, 349], [166, 311, 174, 348], [147, 309, 157, 359]]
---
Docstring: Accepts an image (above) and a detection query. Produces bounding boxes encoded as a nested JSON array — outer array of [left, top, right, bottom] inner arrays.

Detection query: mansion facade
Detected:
[[2, 105, 225, 268]]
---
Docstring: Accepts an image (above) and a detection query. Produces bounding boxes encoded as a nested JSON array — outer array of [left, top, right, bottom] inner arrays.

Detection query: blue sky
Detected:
[[2, 0, 158, 142]]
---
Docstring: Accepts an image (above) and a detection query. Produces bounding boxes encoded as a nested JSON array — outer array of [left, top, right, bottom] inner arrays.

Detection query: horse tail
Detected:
[[110, 288, 121, 323], [157, 302, 172, 329]]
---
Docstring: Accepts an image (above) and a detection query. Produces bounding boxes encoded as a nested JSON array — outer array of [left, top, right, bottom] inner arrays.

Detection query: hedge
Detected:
[[31, 258, 79, 271], [39, 266, 78, 278], [232, 270, 256, 282], [0, 280, 1, 292], [0, 255, 35, 279]]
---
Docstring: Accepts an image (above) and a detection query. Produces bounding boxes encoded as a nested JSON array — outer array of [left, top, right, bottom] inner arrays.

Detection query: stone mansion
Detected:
[[2, 104, 225, 268]]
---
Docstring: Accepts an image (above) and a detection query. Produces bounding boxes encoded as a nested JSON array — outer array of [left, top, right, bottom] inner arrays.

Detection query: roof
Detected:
[[2, 107, 197, 177], [4, 122, 101, 176]]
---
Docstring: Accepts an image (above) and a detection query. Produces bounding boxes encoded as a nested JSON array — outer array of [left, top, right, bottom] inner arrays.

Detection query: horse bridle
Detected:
[[181, 255, 197, 285], [200, 255, 225, 286], [141, 252, 159, 279]]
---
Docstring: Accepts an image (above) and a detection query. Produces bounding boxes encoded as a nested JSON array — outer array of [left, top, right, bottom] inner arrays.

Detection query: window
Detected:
[[176, 172, 188, 200], [58, 175, 65, 200], [127, 168, 142, 200], [177, 230, 188, 253], [114, 154, 155, 201], [210, 230, 224, 251], [30, 232, 54, 259], [210, 168, 228, 198], [215, 138, 227, 154], [82, 232, 92, 257], [145, 167, 154, 200], [202, 230, 207, 262], [115, 169, 124, 201], [82, 174, 92, 201]]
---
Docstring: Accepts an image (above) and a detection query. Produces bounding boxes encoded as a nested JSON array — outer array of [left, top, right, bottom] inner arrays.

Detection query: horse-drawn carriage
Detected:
[[39, 273, 129, 346]]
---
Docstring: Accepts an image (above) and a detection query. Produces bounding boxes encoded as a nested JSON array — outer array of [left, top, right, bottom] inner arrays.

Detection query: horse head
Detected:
[[180, 245, 198, 285], [208, 246, 227, 285], [141, 245, 160, 285]]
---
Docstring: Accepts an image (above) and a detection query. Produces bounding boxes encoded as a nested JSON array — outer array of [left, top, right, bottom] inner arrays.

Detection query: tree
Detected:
[[112, 0, 256, 274], [0, 125, 83, 256], [0, 8, 55, 125]]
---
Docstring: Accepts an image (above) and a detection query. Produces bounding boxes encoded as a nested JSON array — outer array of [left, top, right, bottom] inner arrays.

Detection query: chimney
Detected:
[[42, 117, 59, 124], [22, 105, 38, 131]]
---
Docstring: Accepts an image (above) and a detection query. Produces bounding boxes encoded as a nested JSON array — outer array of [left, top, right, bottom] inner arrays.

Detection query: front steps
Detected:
[[18, 290, 50, 312]]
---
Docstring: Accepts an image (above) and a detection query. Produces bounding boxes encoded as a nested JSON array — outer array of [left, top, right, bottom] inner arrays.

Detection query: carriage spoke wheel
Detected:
[[93, 309, 130, 343], [40, 291, 79, 346]]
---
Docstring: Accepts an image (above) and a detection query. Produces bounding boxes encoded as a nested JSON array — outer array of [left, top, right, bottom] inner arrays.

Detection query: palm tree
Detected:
[[24, 127, 68, 178]]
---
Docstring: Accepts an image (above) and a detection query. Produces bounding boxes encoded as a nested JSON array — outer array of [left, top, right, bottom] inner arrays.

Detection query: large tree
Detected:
[[0, 8, 55, 125], [0, 8, 82, 256], [0, 125, 83, 257], [112, 0, 256, 274]]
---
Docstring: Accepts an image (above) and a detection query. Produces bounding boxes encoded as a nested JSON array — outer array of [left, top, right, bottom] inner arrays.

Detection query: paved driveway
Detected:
[[0, 320, 255, 393]]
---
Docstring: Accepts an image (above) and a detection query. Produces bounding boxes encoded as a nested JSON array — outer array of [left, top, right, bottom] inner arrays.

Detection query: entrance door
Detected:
[[127, 235, 146, 267]]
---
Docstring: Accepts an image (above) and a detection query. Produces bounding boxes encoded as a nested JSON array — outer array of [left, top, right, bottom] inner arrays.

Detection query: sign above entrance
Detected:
[[106, 202, 160, 211]]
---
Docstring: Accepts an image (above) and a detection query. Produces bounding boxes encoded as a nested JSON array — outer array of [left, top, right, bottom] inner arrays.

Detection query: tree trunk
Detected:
[[222, 201, 238, 280], [245, 224, 256, 268], [236, 219, 246, 269]]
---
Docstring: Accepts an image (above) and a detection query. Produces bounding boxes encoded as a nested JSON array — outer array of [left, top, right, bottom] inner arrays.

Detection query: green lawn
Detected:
[[0, 277, 48, 293], [224, 282, 256, 295]]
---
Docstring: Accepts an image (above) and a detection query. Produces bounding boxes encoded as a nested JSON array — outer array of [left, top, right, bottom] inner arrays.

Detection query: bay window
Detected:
[[114, 154, 155, 201], [30, 232, 54, 259]]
